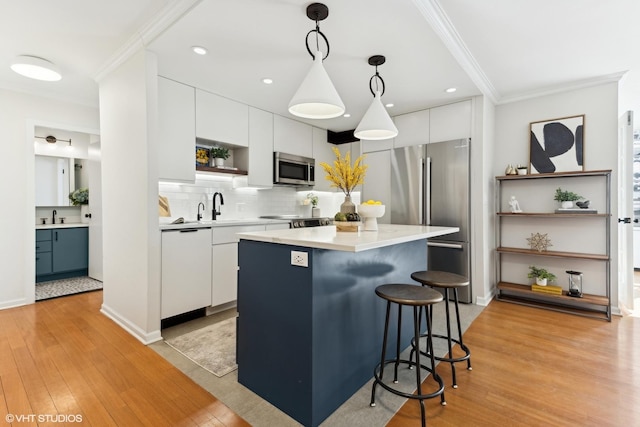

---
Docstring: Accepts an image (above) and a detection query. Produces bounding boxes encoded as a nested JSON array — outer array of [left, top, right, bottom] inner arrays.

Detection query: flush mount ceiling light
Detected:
[[10, 55, 61, 81], [354, 55, 398, 140], [192, 46, 207, 55], [288, 3, 345, 119]]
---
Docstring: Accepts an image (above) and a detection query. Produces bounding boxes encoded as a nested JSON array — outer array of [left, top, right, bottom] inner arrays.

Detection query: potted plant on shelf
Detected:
[[527, 265, 556, 286], [554, 187, 582, 209], [69, 188, 90, 223], [306, 193, 320, 217], [210, 147, 230, 167]]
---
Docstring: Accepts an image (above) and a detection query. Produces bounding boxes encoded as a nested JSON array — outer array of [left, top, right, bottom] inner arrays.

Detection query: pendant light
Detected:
[[354, 55, 398, 140], [288, 3, 345, 119]]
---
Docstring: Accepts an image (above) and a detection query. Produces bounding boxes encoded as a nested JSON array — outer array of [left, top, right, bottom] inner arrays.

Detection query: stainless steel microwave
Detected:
[[274, 152, 315, 186]]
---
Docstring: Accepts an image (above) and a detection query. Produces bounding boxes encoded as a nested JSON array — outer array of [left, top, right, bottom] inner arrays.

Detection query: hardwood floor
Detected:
[[1, 291, 638, 426], [389, 300, 640, 426], [0, 290, 248, 426]]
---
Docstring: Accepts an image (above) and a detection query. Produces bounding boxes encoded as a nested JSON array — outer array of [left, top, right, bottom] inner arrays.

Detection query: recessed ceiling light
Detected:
[[262, 78, 273, 85], [192, 46, 207, 55], [343, 113, 351, 118], [11, 56, 61, 81], [445, 87, 457, 93], [385, 103, 394, 108]]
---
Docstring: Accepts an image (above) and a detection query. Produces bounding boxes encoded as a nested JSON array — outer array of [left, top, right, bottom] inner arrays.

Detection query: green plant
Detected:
[[554, 187, 582, 202], [210, 146, 230, 159], [527, 265, 556, 282], [307, 193, 318, 207], [69, 188, 89, 205]]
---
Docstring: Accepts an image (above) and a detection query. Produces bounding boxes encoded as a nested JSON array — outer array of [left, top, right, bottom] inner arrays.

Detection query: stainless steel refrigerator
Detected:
[[391, 138, 471, 302]]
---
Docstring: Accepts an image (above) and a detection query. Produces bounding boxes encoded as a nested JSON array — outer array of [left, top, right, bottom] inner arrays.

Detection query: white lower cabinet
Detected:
[[161, 228, 212, 319]]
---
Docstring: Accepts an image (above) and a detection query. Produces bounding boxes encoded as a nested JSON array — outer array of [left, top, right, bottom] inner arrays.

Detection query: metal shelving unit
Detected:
[[495, 170, 612, 321]]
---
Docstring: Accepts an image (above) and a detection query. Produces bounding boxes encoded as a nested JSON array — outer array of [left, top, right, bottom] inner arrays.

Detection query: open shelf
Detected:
[[496, 247, 609, 261], [496, 169, 612, 180], [196, 165, 248, 175], [497, 281, 609, 306], [497, 212, 609, 218]]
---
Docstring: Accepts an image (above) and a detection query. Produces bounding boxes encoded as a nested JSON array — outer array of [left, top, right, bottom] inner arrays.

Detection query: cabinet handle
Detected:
[[36, 245, 40, 250], [179, 229, 199, 233], [55, 231, 58, 241]]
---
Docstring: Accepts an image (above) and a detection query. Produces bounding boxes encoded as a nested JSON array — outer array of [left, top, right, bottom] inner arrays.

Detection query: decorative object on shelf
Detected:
[[527, 265, 556, 286], [526, 232, 552, 252], [210, 146, 230, 167], [319, 147, 367, 214], [288, 2, 345, 119], [353, 55, 398, 140], [531, 284, 563, 295], [305, 193, 320, 217], [576, 200, 590, 209], [69, 188, 89, 206], [516, 165, 528, 175], [504, 164, 514, 175], [554, 187, 583, 208], [566, 270, 583, 297], [508, 195, 522, 213], [529, 114, 585, 174], [358, 200, 385, 231], [196, 145, 210, 166]]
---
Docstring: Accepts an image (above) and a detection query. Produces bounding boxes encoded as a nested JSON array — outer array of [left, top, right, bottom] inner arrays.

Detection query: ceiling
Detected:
[[2, 0, 639, 132]]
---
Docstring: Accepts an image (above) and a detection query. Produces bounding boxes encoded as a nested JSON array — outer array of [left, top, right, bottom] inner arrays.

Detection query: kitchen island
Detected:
[[236, 224, 458, 427]]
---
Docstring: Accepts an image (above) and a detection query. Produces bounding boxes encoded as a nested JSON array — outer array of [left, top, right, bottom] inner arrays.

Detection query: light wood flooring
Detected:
[[1, 290, 639, 426]]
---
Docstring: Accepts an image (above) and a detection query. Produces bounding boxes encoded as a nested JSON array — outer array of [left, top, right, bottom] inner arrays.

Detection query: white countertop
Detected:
[[159, 217, 291, 231], [237, 224, 459, 252], [36, 223, 89, 230]]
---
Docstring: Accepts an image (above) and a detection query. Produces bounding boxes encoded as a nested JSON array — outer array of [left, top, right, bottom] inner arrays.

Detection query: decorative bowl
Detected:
[[334, 221, 361, 232], [358, 204, 385, 231]]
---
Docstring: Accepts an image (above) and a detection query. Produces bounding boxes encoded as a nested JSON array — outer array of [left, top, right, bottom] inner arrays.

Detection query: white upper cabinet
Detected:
[[273, 115, 313, 158], [429, 100, 472, 143], [157, 76, 196, 182], [361, 138, 394, 153], [312, 127, 334, 191], [393, 109, 430, 148], [196, 89, 249, 147], [235, 107, 273, 188]]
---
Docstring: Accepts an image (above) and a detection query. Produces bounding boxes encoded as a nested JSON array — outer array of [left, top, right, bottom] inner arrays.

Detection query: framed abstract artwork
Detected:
[[529, 114, 584, 174]]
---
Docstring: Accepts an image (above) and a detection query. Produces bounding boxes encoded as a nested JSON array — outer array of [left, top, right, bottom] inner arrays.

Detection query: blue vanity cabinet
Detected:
[[36, 227, 88, 282]]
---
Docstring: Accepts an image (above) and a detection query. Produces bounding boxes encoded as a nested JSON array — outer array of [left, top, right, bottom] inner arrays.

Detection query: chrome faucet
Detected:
[[52, 209, 57, 224], [212, 192, 224, 220], [197, 202, 205, 221]]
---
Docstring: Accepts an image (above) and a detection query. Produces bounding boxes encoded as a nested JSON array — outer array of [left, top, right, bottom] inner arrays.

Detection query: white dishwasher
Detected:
[[161, 227, 212, 319]]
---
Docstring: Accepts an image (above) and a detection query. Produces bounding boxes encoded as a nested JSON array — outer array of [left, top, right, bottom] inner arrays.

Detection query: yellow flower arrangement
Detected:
[[319, 147, 367, 196]]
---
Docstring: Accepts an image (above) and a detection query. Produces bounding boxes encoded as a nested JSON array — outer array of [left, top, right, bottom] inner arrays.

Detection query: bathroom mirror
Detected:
[[35, 155, 87, 206]]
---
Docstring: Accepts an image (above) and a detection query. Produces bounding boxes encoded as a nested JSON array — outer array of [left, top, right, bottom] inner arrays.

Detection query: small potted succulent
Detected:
[[210, 147, 230, 167], [554, 187, 582, 209], [527, 265, 556, 286], [516, 164, 528, 175]]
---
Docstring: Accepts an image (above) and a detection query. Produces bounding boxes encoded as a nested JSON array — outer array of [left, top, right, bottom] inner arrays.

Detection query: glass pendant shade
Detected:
[[354, 91, 398, 140], [11, 56, 61, 81], [288, 51, 345, 119]]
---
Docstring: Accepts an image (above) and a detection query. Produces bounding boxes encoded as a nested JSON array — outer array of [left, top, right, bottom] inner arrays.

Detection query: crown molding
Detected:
[[497, 71, 628, 105], [93, 0, 202, 83], [412, 0, 500, 104]]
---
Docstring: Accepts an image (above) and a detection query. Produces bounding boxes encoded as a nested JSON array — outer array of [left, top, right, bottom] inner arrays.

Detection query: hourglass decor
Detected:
[[566, 270, 583, 298]]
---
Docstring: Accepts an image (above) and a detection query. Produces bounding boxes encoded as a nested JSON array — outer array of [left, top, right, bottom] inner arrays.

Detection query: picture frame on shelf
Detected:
[[195, 145, 210, 167], [529, 114, 584, 174]]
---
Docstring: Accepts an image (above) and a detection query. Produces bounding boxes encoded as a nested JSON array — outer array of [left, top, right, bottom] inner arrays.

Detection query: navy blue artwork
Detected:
[[529, 115, 584, 174]]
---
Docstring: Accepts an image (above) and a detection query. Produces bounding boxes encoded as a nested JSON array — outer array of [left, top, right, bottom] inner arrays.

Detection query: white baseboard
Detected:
[[475, 290, 495, 306], [100, 303, 163, 345], [0, 297, 28, 310]]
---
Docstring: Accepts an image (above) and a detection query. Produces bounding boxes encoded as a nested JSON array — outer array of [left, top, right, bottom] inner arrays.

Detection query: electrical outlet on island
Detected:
[[290, 250, 308, 267]]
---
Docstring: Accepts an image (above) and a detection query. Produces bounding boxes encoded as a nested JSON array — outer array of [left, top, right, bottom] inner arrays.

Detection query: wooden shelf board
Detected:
[[497, 281, 609, 306], [196, 165, 248, 175], [496, 169, 611, 180], [496, 247, 608, 261], [497, 212, 609, 218]]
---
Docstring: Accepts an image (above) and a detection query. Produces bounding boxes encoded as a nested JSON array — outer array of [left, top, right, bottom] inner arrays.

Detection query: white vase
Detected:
[[214, 158, 224, 167], [561, 201, 573, 209], [312, 207, 320, 218], [81, 205, 90, 223], [535, 277, 547, 286]]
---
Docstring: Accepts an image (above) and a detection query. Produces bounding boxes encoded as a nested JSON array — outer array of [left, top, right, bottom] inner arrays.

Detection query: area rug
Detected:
[[35, 276, 103, 301], [165, 317, 237, 377]]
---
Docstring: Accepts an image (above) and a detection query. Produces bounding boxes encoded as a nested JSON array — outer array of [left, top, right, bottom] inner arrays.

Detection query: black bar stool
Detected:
[[370, 284, 446, 427], [410, 271, 471, 389]]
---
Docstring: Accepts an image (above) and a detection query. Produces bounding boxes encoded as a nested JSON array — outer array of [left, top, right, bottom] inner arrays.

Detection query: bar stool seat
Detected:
[[370, 284, 446, 427], [410, 271, 472, 389]]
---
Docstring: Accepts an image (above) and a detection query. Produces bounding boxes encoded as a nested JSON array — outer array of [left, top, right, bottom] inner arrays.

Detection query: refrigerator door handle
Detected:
[[425, 157, 431, 225], [427, 241, 464, 249]]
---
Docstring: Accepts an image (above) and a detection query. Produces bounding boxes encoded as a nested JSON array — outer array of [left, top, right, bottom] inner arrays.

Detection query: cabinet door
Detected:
[[246, 107, 273, 187], [52, 228, 88, 273], [161, 229, 212, 319], [312, 127, 335, 191], [196, 89, 249, 147], [212, 242, 238, 307], [393, 109, 430, 148], [429, 100, 472, 143], [273, 115, 313, 158], [158, 77, 196, 182], [362, 150, 391, 223]]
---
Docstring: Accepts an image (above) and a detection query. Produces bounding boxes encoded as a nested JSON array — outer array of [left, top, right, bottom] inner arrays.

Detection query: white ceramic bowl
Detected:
[[358, 204, 385, 231]]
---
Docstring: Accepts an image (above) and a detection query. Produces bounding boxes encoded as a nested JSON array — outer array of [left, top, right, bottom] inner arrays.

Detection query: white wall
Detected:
[[493, 82, 619, 309], [98, 50, 162, 344], [0, 88, 99, 309]]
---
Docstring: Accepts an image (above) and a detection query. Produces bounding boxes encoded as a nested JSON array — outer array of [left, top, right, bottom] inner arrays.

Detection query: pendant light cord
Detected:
[[305, 20, 330, 60], [369, 66, 386, 97]]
